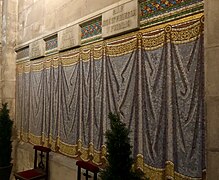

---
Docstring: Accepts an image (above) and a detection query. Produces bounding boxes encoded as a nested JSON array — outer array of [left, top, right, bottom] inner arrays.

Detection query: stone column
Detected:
[[1, 0, 17, 118], [205, 0, 219, 179], [1, 1, 18, 179]]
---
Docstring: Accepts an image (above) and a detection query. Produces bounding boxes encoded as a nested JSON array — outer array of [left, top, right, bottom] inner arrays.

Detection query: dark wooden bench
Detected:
[[76, 160, 100, 180], [14, 145, 51, 180]]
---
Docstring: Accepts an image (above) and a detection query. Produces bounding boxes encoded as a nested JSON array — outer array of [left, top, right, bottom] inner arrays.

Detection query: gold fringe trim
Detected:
[[61, 53, 80, 67], [171, 21, 202, 44], [18, 132, 205, 179], [142, 31, 165, 50], [106, 38, 137, 57]]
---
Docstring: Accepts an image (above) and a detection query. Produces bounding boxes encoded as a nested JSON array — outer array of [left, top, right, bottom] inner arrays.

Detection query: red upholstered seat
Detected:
[[14, 145, 51, 180], [15, 169, 46, 179]]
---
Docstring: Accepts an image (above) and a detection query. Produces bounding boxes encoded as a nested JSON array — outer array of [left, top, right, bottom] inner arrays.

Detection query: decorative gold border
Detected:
[[17, 13, 203, 74], [171, 20, 202, 44], [142, 31, 165, 50], [61, 53, 80, 67], [106, 38, 137, 57], [16, 13, 203, 75], [140, 2, 203, 29]]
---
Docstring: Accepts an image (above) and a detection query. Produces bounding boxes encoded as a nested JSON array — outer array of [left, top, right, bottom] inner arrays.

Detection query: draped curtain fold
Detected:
[[16, 16, 205, 179]]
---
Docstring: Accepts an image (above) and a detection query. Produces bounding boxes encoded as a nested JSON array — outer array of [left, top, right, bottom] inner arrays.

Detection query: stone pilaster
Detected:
[[1, 0, 17, 118], [205, 0, 219, 179]]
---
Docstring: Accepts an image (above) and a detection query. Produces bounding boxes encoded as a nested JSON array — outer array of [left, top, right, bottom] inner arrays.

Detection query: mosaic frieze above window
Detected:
[[81, 16, 102, 43], [45, 35, 58, 51], [139, 0, 203, 27], [16, 47, 29, 60], [15, 0, 204, 60]]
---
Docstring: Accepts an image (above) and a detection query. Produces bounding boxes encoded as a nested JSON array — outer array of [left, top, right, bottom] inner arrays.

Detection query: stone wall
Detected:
[[205, 0, 219, 179], [1, 0, 17, 118], [0, 0, 2, 42], [1, 1, 17, 179], [17, 0, 121, 45]]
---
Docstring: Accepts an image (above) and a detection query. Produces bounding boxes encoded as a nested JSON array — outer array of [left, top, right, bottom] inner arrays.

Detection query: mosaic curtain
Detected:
[[16, 16, 205, 180]]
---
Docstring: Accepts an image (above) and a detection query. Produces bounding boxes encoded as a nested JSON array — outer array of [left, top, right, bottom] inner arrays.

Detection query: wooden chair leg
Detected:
[[77, 166, 81, 180], [94, 172, 97, 180], [85, 170, 89, 180]]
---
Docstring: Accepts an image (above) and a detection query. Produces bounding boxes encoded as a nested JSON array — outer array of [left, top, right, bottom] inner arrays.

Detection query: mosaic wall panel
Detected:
[[16, 15, 205, 179], [16, 46, 29, 60], [81, 16, 102, 44], [139, 0, 203, 27], [45, 35, 58, 51]]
